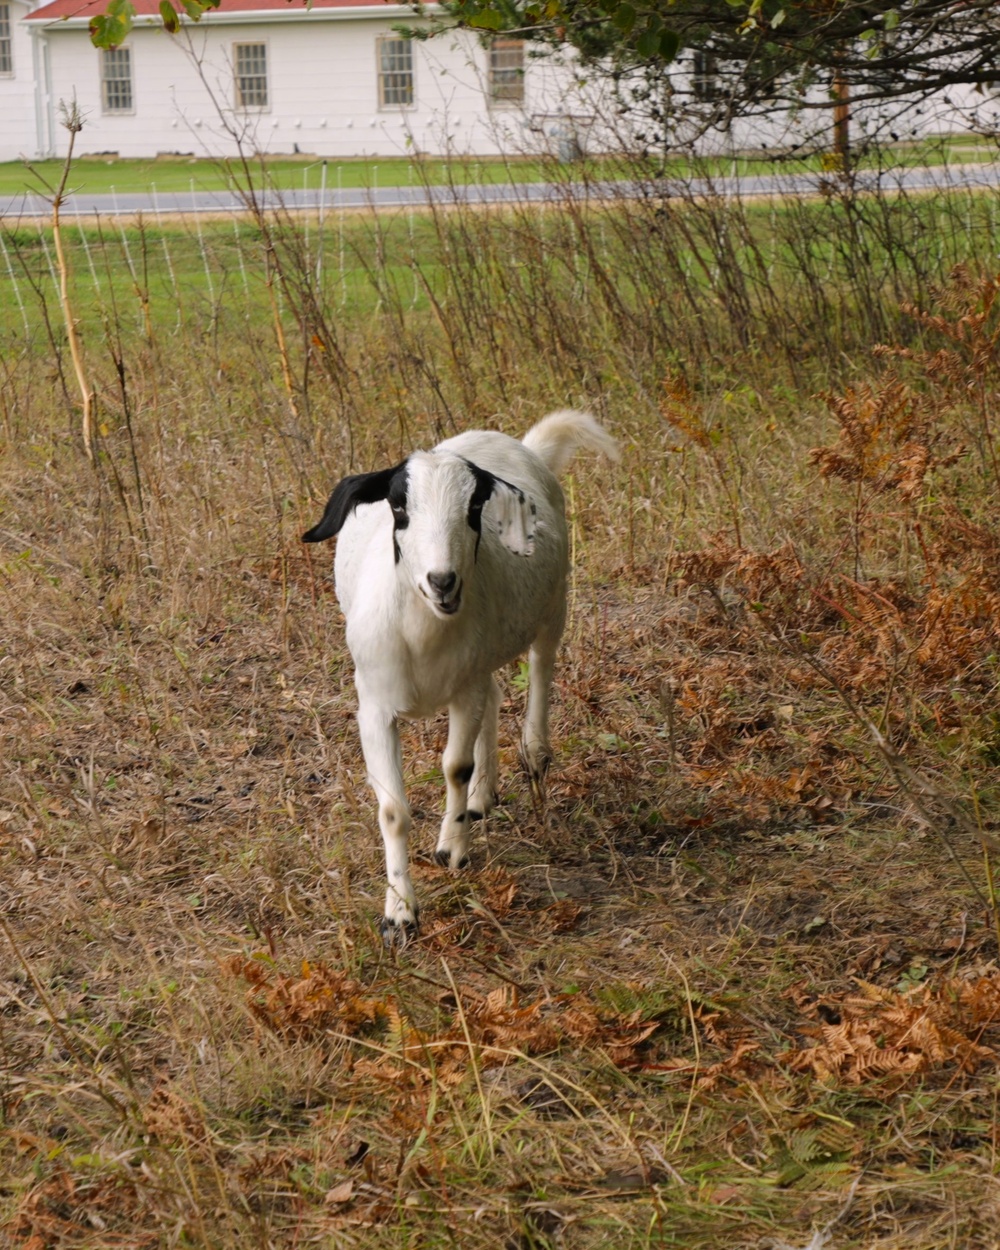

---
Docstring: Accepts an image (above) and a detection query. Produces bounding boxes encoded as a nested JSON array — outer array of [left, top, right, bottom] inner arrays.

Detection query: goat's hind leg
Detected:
[[435, 681, 489, 869], [468, 676, 500, 821], [357, 700, 417, 943], [521, 617, 563, 801]]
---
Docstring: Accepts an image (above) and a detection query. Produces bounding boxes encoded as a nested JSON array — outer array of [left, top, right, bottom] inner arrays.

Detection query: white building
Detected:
[[1, 0, 40, 158], [5, 0, 586, 161]]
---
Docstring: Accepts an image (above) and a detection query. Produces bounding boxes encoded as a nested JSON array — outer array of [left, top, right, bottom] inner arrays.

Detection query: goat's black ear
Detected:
[[464, 459, 536, 557], [302, 461, 407, 542], [465, 462, 497, 537]]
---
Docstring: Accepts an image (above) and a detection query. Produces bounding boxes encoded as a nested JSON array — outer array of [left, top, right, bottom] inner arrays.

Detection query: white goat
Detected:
[[303, 410, 618, 941]]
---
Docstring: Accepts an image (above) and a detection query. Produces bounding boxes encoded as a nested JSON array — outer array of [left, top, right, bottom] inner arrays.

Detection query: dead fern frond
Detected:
[[810, 377, 963, 498], [786, 971, 1000, 1086]]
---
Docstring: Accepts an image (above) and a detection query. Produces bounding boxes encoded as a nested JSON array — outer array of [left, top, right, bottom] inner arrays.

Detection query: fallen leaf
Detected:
[[709, 1184, 744, 1204], [324, 1180, 354, 1205]]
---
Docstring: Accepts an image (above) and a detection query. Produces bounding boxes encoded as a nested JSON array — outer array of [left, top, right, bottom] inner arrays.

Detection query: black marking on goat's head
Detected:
[[460, 457, 537, 558], [464, 460, 498, 558], [385, 467, 410, 563], [302, 460, 408, 547]]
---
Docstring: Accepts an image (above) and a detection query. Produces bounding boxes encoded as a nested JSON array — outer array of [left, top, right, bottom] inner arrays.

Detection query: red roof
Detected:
[[26, 0, 399, 21]]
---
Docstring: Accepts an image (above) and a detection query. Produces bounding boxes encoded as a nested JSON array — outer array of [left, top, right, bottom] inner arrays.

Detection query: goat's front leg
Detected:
[[521, 615, 564, 800], [435, 680, 489, 869], [356, 699, 417, 941]]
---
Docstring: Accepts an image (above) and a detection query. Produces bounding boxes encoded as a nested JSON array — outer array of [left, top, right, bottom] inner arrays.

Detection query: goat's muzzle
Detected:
[[423, 571, 462, 617]]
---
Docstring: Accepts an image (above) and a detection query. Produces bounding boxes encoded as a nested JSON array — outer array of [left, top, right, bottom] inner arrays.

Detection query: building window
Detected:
[[489, 39, 525, 106], [378, 37, 414, 108], [235, 42, 268, 109], [101, 48, 133, 113], [692, 50, 720, 102], [0, 4, 12, 77]]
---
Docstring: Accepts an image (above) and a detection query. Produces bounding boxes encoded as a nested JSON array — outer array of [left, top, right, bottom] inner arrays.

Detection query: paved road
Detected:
[[1, 160, 998, 220]]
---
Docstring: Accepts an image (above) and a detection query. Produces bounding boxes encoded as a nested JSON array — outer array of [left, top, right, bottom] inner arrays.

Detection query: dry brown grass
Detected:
[[2, 193, 1000, 1247]]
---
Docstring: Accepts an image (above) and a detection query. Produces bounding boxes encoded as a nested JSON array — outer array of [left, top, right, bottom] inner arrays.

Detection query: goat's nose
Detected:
[[427, 571, 457, 596]]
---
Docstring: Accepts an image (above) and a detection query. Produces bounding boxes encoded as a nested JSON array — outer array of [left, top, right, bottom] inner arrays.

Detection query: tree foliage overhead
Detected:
[[432, 0, 1000, 116], [90, 0, 219, 49]]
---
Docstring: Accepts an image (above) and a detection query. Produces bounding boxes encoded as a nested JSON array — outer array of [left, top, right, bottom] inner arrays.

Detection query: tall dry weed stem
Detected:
[[47, 100, 96, 464]]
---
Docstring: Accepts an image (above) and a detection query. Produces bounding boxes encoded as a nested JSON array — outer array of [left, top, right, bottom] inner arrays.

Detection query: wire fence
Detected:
[[2, 156, 999, 393]]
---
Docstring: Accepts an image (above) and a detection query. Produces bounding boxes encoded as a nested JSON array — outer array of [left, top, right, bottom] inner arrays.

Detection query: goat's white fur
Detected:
[[304, 410, 618, 938]]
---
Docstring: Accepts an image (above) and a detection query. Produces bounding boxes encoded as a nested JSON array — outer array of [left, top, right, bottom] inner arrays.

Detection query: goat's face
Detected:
[[302, 451, 537, 621], [391, 453, 473, 616]]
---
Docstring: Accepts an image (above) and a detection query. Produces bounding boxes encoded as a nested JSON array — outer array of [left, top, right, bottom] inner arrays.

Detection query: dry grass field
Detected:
[[2, 164, 1000, 1248]]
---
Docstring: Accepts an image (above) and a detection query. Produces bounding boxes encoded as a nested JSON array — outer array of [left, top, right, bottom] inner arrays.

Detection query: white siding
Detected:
[[0, 0, 39, 161], [27, 13, 583, 159]]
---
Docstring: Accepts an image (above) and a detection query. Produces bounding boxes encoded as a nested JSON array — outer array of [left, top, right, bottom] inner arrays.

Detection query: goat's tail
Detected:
[[522, 410, 619, 478]]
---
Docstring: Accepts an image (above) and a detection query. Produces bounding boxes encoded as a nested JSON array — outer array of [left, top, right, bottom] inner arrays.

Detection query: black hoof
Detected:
[[434, 850, 471, 870], [379, 915, 419, 948], [521, 752, 551, 801]]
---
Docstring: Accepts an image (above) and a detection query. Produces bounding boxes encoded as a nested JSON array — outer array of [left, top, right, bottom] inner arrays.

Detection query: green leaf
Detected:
[[859, 27, 876, 39], [89, 11, 131, 47], [180, 0, 206, 19], [770, 6, 786, 27], [883, 8, 900, 29], [597, 732, 631, 752], [611, 2, 635, 33], [159, 0, 180, 32], [896, 962, 930, 990], [636, 27, 659, 57], [512, 659, 530, 692], [469, 8, 503, 28], [658, 28, 679, 61]]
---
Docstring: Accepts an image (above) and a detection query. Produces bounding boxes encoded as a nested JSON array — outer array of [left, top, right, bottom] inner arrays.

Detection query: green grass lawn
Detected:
[[0, 154, 569, 200], [2, 132, 996, 201]]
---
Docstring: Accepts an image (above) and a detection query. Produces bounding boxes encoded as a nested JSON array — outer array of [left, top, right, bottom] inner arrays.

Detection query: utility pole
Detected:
[[833, 63, 850, 169]]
